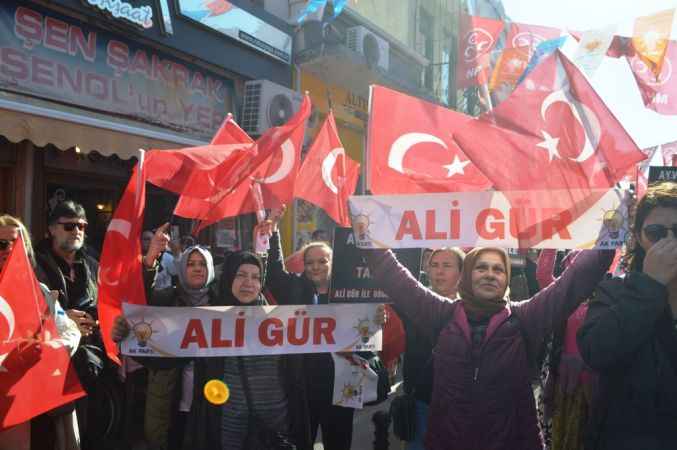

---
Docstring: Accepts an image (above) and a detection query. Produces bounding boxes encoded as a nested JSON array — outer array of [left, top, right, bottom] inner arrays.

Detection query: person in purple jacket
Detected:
[[366, 246, 613, 450]]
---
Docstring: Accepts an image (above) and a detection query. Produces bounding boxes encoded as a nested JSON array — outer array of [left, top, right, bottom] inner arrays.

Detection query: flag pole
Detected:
[[135, 148, 146, 210]]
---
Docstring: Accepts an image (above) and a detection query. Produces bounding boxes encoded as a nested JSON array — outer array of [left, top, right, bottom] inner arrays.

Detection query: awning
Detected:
[[0, 93, 208, 159]]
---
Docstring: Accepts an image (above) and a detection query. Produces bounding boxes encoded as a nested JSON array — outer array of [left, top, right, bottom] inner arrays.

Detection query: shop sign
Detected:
[[83, 0, 154, 29], [176, 0, 292, 64], [0, 0, 233, 140]]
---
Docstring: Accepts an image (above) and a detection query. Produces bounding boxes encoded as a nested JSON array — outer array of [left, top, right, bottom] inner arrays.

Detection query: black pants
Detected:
[[306, 353, 355, 450], [309, 400, 354, 450]]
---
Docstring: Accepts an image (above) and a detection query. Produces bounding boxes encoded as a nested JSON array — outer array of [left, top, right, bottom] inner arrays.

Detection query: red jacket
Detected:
[[368, 249, 613, 450]]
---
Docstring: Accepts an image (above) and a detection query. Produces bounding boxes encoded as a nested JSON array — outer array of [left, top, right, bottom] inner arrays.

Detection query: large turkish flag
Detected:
[[454, 50, 646, 247], [368, 85, 491, 194]]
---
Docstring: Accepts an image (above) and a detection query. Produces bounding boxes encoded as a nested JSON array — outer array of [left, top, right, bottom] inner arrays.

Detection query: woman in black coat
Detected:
[[578, 182, 677, 450], [262, 214, 356, 450]]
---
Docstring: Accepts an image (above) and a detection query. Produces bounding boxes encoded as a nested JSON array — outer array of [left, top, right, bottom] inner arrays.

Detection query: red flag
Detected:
[[456, 15, 504, 89], [368, 85, 491, 194], [173, 96, 310, 230], [97, 159, 148, 364], [506, 22, 563, 58], [453, 50, 646, 246], [0, 236, 85, 429], [294, 112, 360, 227], [628, 41, 677, 115]]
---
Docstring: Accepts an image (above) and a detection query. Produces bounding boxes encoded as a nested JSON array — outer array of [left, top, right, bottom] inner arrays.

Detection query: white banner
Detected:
[[572, 25, 617, 76], [348, 189, 628, 249], [120, 303, 382, 357]]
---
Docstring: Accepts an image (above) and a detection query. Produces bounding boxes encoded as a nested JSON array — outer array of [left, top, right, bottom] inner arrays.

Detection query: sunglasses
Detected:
[[0, 239, 15, 251], [642, 224, 677, 243], [58, 222, 88, 232]]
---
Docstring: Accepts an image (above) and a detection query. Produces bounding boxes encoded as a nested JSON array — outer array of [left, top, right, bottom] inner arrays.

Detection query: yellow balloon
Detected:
[[204, 379, 230, 405]]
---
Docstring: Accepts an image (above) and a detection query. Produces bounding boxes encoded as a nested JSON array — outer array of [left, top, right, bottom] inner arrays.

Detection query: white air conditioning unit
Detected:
[[346, 26, 390, 71], [241, 80, 304, 136]]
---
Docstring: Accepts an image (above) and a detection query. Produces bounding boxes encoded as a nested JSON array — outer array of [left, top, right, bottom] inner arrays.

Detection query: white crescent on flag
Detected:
[[0, 294, 16, 371], [259, 139, 295, 184], [321, 148, 345, 194], [540, 90, 602, 163], [388, 133, 448, 174]]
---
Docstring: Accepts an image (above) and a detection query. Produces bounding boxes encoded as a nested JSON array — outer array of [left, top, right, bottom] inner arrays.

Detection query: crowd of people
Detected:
[[1, 181, 676, 450]]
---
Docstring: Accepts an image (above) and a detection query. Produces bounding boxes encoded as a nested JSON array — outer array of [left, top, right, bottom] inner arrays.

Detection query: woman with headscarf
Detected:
[[365, 245, 613, 450], [260, 209, 359, 450], [188, 251, 312, 450], [112, 225, 217, 450], [578, 182, 677, 450]]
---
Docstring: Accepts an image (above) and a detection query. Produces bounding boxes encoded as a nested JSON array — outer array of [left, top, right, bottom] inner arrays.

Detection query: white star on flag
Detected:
[[536, 130, 561, 162], [443, 155, 471, 177]]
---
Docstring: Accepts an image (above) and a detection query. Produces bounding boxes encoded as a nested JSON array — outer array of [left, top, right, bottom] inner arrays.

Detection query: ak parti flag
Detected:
[[98, 159, 148, 364], [174, 95, 311, 231], [294, 111, 360, 227], [632, 9, 675, 78], [456, 15, 504, 89], [628, 40, 677, 115], [453, 50, 646, 246], [0, 236, 84, 430], [368, 85, 491, 194]]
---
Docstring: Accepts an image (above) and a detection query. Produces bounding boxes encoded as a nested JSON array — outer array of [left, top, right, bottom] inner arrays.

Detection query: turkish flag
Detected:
[[453, 50, 646, 247], [0, 236, 85, 430], [294, 111, 360, 227], [456, 15, 504, 89], [174, 95, 311, 231], [97, 160, 148, 364], [368, 85, 491, 194], [627, 40, 677, 115]]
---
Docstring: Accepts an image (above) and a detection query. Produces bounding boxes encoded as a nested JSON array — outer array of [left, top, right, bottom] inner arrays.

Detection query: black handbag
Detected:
[[364, 354, 391, 406], [390, 391, 417, 441], [237, 357, 297, 450]]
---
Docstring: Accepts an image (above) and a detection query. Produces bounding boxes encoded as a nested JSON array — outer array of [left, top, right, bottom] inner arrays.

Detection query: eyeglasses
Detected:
[[642, 224, 677, 243], [58, 222, 88, 232], [0, 239, 15, 251]]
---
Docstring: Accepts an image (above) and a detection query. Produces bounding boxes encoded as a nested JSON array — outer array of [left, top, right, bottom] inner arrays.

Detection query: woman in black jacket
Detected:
[[262, 214, 356, 450], [578, 182, 677, 450]]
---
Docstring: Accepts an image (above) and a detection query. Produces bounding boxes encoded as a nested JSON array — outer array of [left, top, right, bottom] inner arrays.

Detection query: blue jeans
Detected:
[[405, 400, 429, 450]]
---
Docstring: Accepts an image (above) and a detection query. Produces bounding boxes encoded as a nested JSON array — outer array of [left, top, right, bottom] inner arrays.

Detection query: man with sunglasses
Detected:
[[578, 182, 677, 450], [34, 200, 104, 449]]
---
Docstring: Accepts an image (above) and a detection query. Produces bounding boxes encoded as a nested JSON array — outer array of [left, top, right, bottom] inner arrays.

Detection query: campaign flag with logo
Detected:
[[632, 9, 675, 78], [453, 50, 646, 247], [0, 236, 85, 429], [572, 26, 617, 76], [456, 15, 504, 89], [294, 112, 360, 227], [367, 85, 491, 194], [489, 46, 531, 93], [628, 40, 677, 115], [98, 158, 148, 364], [506, 22, 563, 58]]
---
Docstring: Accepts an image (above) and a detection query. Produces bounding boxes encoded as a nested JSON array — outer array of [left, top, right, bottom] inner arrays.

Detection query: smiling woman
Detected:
[[366, 243, 613, 450]]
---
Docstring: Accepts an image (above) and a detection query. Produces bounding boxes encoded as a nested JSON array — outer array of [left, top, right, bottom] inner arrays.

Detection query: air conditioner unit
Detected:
[[241, 80, 304, 136], [346, 26, 390, 71]]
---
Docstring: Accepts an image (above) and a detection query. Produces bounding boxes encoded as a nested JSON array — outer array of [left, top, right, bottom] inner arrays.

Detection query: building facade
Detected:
[[0, 0, 293, 253], [259, 0, 462, 254]]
